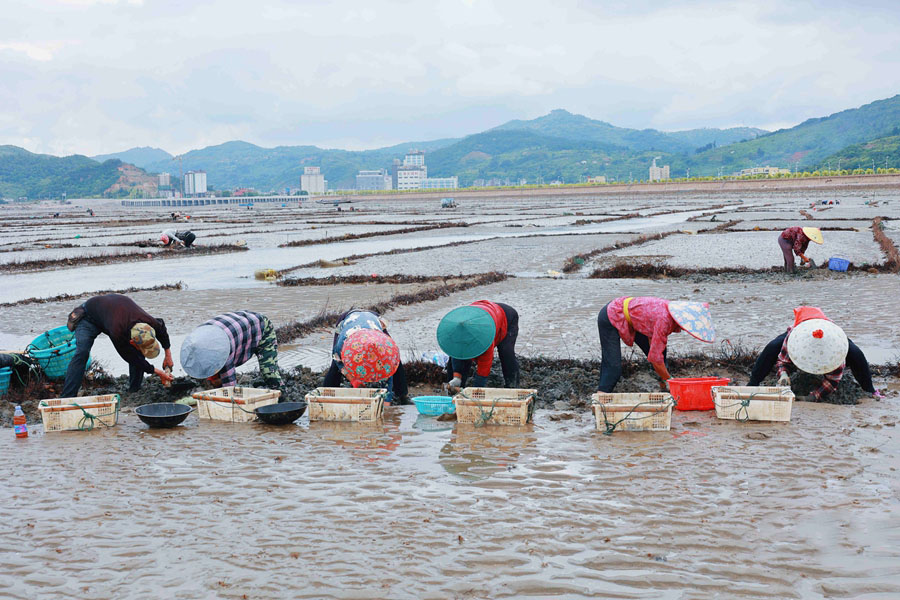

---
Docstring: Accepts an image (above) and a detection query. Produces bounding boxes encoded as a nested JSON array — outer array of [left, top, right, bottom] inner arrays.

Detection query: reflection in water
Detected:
[[308, 410, 404, 461], [439, 423, 537, 480]]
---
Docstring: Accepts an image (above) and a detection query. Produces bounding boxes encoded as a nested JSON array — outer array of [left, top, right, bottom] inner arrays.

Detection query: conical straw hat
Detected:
[[802, 227, 823, 244], [786, 319, 847, 374]]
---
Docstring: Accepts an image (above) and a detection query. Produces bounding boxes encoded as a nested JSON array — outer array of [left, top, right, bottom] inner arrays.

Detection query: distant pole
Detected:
[[837, 159, 842, 172]]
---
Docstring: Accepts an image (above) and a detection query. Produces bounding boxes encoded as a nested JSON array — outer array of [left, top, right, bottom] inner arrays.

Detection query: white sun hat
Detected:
[[786, 318, 848, 374], [180, 325, 231, 379]]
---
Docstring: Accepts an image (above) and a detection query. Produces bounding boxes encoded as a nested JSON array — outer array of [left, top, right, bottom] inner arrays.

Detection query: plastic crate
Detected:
[[412, 395, 455, 416], [591, 392, 673, 432], [0, 367, 11, 396], [668, 377, 731, 411], [712, 386, 794, 422], [38, 394, 120, 432], [453, 387, 536, 426], [27, 326, 92, 380], [193, 386, 281, 422], [305, 387, 386, 422], [828, 256, 850, 272]]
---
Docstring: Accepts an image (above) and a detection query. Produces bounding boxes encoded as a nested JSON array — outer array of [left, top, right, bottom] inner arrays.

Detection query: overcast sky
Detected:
[[2, 0, 899, 156]]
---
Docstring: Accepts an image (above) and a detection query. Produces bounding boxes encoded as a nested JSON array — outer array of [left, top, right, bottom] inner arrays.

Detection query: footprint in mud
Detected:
[[745, 432, 770, 440], [682, 421, 701, 427]]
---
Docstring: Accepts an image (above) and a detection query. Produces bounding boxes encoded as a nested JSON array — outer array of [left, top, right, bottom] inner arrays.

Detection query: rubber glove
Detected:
[[449, 376, 462, 388], [777, 372, 791, 387]]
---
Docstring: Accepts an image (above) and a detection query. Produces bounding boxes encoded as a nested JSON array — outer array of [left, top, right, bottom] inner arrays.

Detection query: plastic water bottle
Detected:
[[422, 351, 449, 368], [13, 405, 28, 438]]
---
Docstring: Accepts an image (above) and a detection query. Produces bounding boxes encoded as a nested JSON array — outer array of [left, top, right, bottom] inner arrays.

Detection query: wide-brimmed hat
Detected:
[[180, 325, 230, 379], [436, 306, 495, 360], [340, 330, 400, 387], [667, 301, 716, 343], [787, 319, 847, 374], [802, 227, 824, 244], [130, 323, 161, 359]]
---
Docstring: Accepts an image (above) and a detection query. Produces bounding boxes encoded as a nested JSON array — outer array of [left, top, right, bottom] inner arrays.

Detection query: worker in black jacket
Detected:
[[62, 294, 174, 397]]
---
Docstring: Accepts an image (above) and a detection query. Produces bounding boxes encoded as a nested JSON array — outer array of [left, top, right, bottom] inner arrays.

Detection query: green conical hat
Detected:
[[437, 306, 495, 360]]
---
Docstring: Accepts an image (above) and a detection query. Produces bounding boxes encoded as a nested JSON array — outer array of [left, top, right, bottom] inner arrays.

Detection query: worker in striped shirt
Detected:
[[180, 311, 282, 390], [747, 306, 882, 401]]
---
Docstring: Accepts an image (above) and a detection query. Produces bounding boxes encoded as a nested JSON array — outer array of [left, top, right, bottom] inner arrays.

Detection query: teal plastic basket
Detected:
[[412, 395, 455, 416], [0, 367, 11, 396], [27, 326, 92, 380]]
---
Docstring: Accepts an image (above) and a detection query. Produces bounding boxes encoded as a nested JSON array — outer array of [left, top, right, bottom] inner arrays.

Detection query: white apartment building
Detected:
[[649, 158, 670, 182], [300, 166, 326, 194], [183, 170, 207, 196], [397, 165, 427, 190], [420, 176, 458, 190], [403, 150, 425, 167], [356, 169, 392, 191]]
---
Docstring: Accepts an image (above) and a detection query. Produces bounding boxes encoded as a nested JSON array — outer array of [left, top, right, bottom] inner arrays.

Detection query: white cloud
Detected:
[[0, 0, 898, 155]]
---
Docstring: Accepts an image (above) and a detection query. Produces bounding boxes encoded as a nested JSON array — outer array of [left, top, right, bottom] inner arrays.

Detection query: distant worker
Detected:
[[160, 228, 196, 248], [323, 310, 406, 404], [180, 311, 282, 391], [779, 226, 822, 273], [596, 297, 715, 392], [62, 294, 174, 397], [747, 306, 882, 401], [437, 301, 520, 389]]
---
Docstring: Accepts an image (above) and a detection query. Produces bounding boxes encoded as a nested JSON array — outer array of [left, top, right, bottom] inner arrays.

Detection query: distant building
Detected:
[[421, 176, 458, 190], [158, 172, 171, 188], [403, 150, 425, 167], [300, 166, 326, 195], [183, 171, 207, 196], [397, 166, 427, 190], [649, 158, 670, 182], [586, 176, 607, 184], [356, 169, 392, 191], [739, 166, 791, 177]]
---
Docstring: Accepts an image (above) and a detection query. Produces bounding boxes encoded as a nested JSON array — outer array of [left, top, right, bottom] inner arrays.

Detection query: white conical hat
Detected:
[[786, 319, 848, 374]]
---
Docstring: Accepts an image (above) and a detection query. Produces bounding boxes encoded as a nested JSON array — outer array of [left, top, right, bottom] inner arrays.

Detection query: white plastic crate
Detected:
[[305, 387, 385, 422], [193, 386, 281, 422], [453, 387, 536, 426], [712, 386, 794, 422], [38, 394, 120, 432], [591, 392, 673, 432]]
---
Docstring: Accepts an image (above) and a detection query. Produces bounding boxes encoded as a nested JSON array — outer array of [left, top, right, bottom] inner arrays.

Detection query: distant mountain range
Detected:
[[2, 94, 900, 198]]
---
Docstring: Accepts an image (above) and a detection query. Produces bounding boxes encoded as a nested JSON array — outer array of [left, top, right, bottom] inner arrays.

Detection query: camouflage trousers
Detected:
[[255, 317, 282, 388]]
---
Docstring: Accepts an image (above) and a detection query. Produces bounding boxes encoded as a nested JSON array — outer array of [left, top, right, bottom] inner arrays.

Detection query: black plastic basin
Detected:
[[256, 401, 307, 425], [135, 402, 193, 428]]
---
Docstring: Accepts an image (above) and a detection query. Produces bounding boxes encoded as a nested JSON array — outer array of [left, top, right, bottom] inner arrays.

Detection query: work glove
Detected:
[[777, 372, 791, 387], [449, 376, 462, 389]]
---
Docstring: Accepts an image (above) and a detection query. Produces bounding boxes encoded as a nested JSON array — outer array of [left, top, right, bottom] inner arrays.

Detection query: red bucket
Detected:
[[668, 377, 731, 411]]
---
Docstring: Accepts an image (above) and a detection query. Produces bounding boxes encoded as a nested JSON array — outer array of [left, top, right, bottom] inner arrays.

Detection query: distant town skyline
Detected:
[[2, 0, 899, 157]]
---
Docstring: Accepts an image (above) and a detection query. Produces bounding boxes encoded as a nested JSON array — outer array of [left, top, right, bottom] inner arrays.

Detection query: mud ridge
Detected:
[[278, 274, 460, 287], [274, 272, 508, 343], [0, 282, 185, 309], [0, 244, 248, 274], [587, 261, 887, 281], [872, 216, 900, 272], [562, 230, 680, 273], [277, 222, 469, 248]]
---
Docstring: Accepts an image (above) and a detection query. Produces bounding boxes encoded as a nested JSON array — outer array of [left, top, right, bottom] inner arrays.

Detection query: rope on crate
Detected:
[[710, 389, 787, 422], [457, 391, 535, 427], [597, 400, 672, 436]]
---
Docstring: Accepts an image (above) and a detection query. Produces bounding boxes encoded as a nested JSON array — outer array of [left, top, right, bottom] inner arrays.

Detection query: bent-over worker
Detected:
[[160, 229, 196, 248], [323, 310, 406, 404], [597, 297, 716, 393], [181, 311, 282, 391], [747, 306, 882, 401], [437, 300, 520, 389], [779, 226, 823, 274], [62, 294, 174, 397]]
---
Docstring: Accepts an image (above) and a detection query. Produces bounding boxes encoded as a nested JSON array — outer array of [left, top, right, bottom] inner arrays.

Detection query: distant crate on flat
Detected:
[[193, 386, 281, 422], [591, 392, 673, 432], [712, 386, 794, 422], [305, 387, 385, 422], [38, 394, 120, 432], [453, 387, 536, 426]]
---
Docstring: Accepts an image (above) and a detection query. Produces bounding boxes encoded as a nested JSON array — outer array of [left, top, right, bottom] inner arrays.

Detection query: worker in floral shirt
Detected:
[[778, 226, 823, 273], [747, 306, 883, 401], [596, 296, 716, 392]]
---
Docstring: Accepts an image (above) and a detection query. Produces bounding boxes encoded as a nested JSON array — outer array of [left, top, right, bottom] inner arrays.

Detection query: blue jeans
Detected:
[[61, 319, 143, 397]]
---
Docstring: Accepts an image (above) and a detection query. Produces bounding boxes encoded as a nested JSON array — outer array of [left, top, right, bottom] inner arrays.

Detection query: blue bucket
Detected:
[[0, 367, 11, 396], [412, 395, 455, 416], [27, 326, 92, 380], [828, 256, 850, 272]]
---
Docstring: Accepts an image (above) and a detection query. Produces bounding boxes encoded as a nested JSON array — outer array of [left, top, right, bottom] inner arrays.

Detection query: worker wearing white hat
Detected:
[[778, 226, 823, 273], [748, 306, 882, 401]]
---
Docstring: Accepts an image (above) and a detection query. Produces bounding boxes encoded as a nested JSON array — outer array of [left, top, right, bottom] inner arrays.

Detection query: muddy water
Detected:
[[3, 400, 899, 598]]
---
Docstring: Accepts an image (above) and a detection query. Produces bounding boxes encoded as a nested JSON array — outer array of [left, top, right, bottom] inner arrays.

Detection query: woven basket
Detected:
[[712, 386, 794, 422], [453, 387, 536, 426], [591, 392, 673, 432]]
